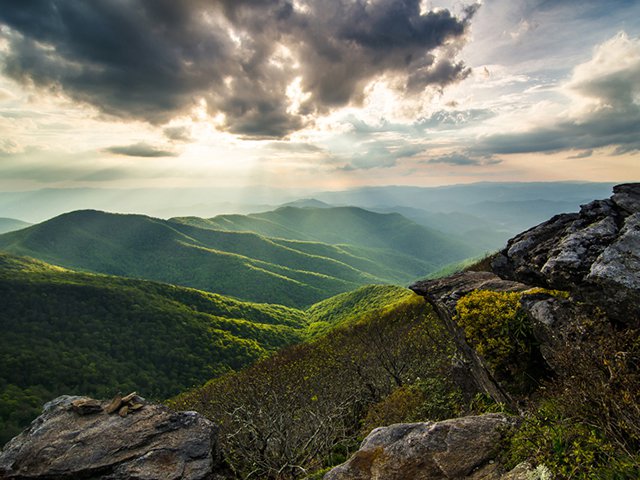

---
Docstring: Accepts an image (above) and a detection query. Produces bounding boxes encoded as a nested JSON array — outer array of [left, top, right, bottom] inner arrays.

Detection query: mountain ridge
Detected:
[[171, 205, 479, 263], [0, 218, 31, 235], [0, 208, 477, 306]]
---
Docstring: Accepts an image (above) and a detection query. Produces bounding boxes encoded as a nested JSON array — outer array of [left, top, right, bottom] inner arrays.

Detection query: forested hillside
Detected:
[[0, 253, 307, 445], [305, 284, 415, 337], [0, 209, 476, 307], [170, 290, 455, 479], [0, 252, 420, 448]]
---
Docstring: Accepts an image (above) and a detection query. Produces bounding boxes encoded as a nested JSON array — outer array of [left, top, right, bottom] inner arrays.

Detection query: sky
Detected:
[[0, 0, 639, 191]]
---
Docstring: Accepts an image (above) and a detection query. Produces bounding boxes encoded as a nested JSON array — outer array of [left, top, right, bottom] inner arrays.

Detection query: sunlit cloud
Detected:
[[0, 0, 478, 138]]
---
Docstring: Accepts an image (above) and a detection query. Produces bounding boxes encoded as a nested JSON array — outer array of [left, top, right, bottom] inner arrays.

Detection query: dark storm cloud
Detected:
[[1, 0, 230, 123], [104, 142, 177, 158], [0, 0, 478, 138], [472, 107, 640, 156], [289, 0, 477, 108]]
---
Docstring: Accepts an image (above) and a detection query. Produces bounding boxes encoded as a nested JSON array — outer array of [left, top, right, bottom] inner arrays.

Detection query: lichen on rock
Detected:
[[324, 414, 519, 480]]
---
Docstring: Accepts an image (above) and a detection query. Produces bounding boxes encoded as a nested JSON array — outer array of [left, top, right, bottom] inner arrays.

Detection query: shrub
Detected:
[[361, 377, 463, 436], [504, 310, 640, 479], [505, 400, 640, 479], [361, 385, 425, 434], [549, 315, 640, 473], [455, 290, 530, 373]]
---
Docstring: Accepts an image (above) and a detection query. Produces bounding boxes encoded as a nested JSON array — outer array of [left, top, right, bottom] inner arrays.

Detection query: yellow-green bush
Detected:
[[361, 385, 425, 434], [455, 290, 529, 371]]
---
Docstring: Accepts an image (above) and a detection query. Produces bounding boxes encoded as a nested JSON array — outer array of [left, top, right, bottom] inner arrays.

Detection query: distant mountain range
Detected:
[[0, 217, 31, 234], [312, 182, 617, 234], [0, 182, 616, 229], [0, 207, 477, 307], [171, 205, 477, 260]]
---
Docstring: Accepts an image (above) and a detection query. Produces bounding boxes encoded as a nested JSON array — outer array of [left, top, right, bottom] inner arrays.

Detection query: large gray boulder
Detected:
[[324, 414, 518, 480], [492, 183, 640, 324], [0, 395, 226, 480]]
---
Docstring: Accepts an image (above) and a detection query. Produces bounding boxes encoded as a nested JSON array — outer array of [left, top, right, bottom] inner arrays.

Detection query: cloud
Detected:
[[472, 32, 640, 156], [567, 149, 593, 159], [425, 152, 501, 166], [416, 108, 495, 130], [0, 139, 22, 156], [340, 142, 423, 170], [0, 88, 14, 101], [567, 31, 640, 108], [0, 0, 478, 138], [163, 126, 192, 143], [340, 108, 494, 137], [266, 142, 324, 153], [104, 142, 177, 158]]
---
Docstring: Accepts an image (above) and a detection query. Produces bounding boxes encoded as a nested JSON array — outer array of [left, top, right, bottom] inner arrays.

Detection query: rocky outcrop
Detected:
[[410, 184, 640, 403], [0, 395, 226, 480], [492, 183, 640, 325], [410, 272, 529, 406], [323, 414, 518, 480]]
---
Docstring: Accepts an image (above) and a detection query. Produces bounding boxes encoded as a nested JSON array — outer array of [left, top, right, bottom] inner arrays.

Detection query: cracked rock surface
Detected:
[[0, 395, 224, 480], [492, 183, 640, 324]]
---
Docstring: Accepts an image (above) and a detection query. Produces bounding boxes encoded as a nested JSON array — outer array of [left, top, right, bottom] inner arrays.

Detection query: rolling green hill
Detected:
[[306, 284, 415, 337], [0, 209, 474, 307], [0, 252, 307, 445], [0, 210, 373, 307], [171, 206, 479, 263]]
